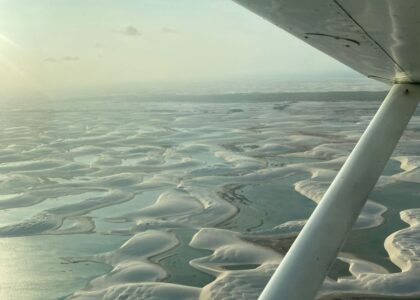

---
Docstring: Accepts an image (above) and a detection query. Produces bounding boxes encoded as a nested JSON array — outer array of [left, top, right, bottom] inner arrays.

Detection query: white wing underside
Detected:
[[233, 0, 420, 84]]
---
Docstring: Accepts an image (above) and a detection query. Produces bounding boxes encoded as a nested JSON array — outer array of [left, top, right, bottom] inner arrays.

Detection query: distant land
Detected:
[[118, 91, 389, 103]]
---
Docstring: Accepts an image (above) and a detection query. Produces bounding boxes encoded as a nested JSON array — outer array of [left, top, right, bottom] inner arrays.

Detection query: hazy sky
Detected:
[[0, 0, 373, 98]]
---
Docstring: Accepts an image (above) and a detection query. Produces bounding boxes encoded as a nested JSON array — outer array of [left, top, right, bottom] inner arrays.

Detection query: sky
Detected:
[[0, 0, 382, 98]]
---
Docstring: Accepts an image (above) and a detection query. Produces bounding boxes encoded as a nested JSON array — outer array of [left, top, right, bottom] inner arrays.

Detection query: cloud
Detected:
[[44, 56, 80, 63], [121, 25, 142, 37], [62, 56, 80, 61], [161, 27, 178, 34]]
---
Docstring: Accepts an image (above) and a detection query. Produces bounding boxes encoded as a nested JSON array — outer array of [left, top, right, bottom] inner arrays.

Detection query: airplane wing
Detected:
[[230, 2, 420, 300], [233, 0, 420, 84]]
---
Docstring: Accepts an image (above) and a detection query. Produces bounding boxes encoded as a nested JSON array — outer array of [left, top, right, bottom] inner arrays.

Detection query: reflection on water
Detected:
[[0, 92, 420, 299]]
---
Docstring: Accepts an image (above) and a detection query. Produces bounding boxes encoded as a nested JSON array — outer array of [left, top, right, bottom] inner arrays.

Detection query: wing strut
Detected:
[[259, 84, 420, 300]]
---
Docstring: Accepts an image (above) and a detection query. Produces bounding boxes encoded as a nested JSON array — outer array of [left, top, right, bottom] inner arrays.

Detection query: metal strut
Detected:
[[259, 84, 420, 300]]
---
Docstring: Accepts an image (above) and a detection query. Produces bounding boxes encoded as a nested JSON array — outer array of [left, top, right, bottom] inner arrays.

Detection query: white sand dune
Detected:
[[1, 95, 420, 300]]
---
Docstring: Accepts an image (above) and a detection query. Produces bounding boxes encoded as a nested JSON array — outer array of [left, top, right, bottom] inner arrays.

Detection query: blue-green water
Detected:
[[0, 92, 419, 299]]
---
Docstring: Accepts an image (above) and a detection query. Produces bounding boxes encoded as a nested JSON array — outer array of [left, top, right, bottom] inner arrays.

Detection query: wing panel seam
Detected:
[[334, 0, 408, 79]]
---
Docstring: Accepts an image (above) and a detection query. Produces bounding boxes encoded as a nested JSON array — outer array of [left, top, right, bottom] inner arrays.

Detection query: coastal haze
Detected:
[[1, 1, 420, 300]]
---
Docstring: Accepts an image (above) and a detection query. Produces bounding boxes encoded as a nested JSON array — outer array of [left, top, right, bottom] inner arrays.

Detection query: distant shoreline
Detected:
[[122, 91, 389, 103], [4, 90, 389, 105]]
